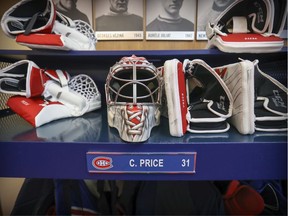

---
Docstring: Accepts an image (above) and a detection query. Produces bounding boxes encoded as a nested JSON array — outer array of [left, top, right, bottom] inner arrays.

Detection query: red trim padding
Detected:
[[7, 96, 62, 127], [177, 61, 188, 134], [220, 33, 283, 42], [16, 34, 64, 47]]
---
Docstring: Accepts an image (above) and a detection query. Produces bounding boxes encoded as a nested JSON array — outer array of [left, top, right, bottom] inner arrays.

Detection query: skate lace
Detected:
[[125, 105, 144, 136]]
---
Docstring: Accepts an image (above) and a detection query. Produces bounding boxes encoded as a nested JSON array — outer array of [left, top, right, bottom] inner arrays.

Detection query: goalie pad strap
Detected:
[[231, 17, 248, 33], [24, 12, 40, 35], [43, 80, 87, 116], [45, 69, 69, 89]]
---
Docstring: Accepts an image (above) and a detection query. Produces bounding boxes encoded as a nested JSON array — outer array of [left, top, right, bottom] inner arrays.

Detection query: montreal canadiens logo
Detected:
[[92, 157, 113, 170]]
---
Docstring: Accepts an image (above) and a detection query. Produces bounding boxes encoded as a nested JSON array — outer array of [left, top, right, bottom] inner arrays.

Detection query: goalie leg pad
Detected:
[[183, 59, 233, 133], [254, 60, 287, 131], [163, 59, 188, 137], [214, 60, 255, 134]]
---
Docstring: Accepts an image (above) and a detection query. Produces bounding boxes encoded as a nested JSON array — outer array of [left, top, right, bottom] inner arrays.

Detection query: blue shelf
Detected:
[[0, 48, 287, 180], [0, 111, 286, 180], [0, 47, 286, 65]]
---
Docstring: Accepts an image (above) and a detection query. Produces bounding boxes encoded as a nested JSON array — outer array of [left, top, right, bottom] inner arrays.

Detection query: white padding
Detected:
[[44, 81, 87, 116], [232, 16, 248, 33]]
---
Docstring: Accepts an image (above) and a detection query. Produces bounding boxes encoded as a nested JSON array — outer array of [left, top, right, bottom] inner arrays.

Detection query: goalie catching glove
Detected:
[[206, 0, 286, 53], [1, 0, 96, 50], [0, 60, 101, 127]]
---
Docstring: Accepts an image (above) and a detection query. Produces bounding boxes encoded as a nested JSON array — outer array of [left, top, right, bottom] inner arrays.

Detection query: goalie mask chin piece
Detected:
[[105, 55, 163, 142]]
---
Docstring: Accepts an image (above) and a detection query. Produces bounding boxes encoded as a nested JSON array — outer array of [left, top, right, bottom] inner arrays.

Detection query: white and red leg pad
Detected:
[[163, 59, 188, 137], [7, 96, 73, 127], [214, 60, 256, 135], [183, 59, 233, 133]]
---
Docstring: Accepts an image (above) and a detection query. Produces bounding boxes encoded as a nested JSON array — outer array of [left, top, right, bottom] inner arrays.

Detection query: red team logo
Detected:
[[92, 157, 113, 170]]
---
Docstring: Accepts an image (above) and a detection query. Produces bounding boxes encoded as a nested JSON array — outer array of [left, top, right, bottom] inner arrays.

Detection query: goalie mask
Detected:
[[105, 55, 163, 142]]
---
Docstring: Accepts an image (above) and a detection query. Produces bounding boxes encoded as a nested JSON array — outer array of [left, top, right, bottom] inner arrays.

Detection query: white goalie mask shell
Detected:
[[105, 55, 163, 142]]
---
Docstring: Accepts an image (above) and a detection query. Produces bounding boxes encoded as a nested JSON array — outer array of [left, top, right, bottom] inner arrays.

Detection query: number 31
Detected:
[[181, 159, 190, 167]]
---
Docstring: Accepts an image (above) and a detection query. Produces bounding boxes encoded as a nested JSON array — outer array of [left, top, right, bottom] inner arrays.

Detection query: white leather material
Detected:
[[214, 60, 255, 134]]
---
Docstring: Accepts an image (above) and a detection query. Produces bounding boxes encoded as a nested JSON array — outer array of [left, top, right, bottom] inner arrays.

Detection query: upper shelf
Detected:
[[0, 47, 287, 65]]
